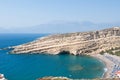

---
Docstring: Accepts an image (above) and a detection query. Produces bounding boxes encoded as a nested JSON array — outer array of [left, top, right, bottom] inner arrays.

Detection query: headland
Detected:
[[9, 27, 120, 79]]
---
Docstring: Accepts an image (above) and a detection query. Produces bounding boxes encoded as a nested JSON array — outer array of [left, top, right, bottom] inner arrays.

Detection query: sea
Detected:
[[0, 34, 105, 80]]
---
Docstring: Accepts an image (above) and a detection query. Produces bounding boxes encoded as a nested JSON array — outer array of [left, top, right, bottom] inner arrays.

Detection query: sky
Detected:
[[0, 0, 120, 33]]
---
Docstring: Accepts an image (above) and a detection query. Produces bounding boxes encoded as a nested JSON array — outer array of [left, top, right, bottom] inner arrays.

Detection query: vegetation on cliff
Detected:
[[100, 47, 120, 56]]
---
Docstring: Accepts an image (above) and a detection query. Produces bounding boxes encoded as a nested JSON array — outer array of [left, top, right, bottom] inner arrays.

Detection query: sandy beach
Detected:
[[91, 53, 120, 78]]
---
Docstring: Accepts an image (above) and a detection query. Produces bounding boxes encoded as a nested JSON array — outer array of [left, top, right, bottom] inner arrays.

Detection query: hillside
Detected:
[[11, 27, 120, 55]]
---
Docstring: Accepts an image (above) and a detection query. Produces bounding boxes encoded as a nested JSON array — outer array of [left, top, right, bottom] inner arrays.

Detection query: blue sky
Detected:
[[0, 0, 120, 33]]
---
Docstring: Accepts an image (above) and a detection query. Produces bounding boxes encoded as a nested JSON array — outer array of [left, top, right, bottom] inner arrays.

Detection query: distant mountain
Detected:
[[0, 21, 120, 33], [21, 21, 120, 33]]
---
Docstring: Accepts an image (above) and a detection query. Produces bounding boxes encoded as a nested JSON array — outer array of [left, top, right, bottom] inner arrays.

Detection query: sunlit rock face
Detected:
[[11, 27, 120, 55]]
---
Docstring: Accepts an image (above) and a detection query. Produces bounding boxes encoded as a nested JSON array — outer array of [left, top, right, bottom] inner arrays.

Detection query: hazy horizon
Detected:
[[0, 0, 120, 33]]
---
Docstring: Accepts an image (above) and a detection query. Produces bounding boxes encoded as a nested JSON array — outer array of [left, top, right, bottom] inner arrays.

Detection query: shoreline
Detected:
[[90, 53, 120, 78], [1, 46, 120, 79], [90, 53, 114, 78]]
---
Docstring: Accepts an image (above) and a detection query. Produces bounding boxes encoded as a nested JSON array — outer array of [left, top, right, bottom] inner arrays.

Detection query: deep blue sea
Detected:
[[0, 34, 105, 80]]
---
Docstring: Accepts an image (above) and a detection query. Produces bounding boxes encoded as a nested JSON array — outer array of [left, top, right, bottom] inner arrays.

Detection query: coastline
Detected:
[[90, 53, 120, 78]]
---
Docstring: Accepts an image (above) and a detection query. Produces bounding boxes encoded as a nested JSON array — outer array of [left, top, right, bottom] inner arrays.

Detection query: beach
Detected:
[[91, 53, 120, 78]]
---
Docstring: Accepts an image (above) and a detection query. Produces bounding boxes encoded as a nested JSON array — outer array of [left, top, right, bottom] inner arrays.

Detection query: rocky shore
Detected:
[[37, 76, 120, 80], [37, 76, 70, 80]]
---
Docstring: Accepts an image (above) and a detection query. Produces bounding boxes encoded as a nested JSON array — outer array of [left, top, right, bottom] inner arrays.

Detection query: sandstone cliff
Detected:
[[11, 27, 120, 55]]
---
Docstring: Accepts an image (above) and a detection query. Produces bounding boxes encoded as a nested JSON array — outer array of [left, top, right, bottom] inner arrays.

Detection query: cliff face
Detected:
[[11, 27, 120, 55]]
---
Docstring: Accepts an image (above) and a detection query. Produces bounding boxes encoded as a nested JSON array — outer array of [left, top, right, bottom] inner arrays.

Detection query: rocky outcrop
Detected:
[[11, 27, 120, 55], [37, 76, 120, 80], [37, 76, 70, 80]]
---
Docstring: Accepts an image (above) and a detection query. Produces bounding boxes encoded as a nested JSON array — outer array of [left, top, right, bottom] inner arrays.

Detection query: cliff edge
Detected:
[[11, 27, 120, 55]]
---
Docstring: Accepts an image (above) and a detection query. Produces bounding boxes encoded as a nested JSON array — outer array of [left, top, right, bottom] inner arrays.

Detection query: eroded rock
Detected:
[[11, 27, 120, 55]]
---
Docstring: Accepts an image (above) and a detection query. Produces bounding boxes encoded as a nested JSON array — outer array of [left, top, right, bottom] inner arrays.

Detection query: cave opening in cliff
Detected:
[[59, 50, 70, 55]]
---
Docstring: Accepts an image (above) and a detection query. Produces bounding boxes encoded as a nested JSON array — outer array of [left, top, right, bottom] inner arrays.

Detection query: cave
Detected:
[[58, 50, 70, 55]]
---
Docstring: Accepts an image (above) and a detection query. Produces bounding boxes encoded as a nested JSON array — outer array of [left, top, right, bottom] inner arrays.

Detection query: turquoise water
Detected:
[[0, 34, 105, 80]]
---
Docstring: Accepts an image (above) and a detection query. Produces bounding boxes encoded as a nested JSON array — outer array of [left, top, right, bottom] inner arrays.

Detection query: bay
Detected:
[[0, 34, 105, 80]]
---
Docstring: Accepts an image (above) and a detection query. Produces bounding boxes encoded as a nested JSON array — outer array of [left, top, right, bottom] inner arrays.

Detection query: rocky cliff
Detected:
[[11, 27, 120, 55]]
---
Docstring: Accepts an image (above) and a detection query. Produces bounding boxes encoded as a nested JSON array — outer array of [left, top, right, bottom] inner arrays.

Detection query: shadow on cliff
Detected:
[[58, 50, 70, 55]]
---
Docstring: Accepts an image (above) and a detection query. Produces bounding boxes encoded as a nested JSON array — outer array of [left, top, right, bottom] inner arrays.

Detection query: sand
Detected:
[[90, 53, 120, 78]]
